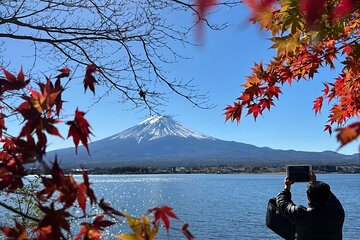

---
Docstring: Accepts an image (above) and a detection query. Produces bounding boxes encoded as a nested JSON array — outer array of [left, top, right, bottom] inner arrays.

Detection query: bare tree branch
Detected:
[[0, 0, 240, 111], [0, 200, 40, 223]]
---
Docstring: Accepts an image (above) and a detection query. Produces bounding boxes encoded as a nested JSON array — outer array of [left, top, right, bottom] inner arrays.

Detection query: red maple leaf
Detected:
[[332, 0, 354, 21], [324, 125, 332, 135], [37, 203, 71, 239], [0, 67, 29, 94], [259, 98, 274, 111], [75, 215, 115, 240], [247, 104, 262, 120], [76, 183, 87, 212], [300, 0, 327, 26], [313, 96, 323, 115], [1, 222, 27, 239], [84, 64, 101, 94], [56, 67, 71, 79], [16, 100, 63, 140], [267, 85, 282, 99], [66, 108, 92, 154], [0, 165, 25, 191], [151, 205, 179, 231], [37, 77, 65, 116], [2, 68, 16, 82], [322, 83, 330, 96], [82, 169, 96, 204], [10, 135, 45, 164], [224, 103, 243, 123], [0, 141, 27, 191], [76, 170, 96, 213], [38, 159, 84, 209], [92, 215, 115, 230]]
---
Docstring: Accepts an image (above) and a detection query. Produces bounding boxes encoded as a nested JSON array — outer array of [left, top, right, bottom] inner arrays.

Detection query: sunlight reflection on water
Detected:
[[77, 174, 359, 239]]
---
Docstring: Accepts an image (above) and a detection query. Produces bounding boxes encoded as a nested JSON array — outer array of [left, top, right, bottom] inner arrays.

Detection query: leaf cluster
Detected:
[[0, 67, 193, 239], [224, 0, 360, 149]]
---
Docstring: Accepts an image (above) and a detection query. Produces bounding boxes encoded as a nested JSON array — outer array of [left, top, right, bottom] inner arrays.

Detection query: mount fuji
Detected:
[[108, 116, 214, 143], [48, 116, 357, 167]]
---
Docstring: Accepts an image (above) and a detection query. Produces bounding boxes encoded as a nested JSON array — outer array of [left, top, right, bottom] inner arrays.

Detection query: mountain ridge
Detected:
[[47, 116, 358, 168]]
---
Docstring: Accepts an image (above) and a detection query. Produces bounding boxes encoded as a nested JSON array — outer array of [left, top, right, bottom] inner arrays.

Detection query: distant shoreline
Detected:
[[84, 172, 358, 175], [62, 165, 359, 175], [28, 164, 360, 175]]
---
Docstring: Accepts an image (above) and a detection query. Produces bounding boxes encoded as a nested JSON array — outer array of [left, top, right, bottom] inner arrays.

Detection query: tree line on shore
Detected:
[[28, 164, 360, 175]]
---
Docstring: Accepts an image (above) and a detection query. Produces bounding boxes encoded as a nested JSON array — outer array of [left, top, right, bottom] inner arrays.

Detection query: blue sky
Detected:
[[2, 4, 358, 155]]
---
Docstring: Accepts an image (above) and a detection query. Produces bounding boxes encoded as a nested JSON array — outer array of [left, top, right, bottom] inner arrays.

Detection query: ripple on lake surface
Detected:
[[84, 174, 359, 239]]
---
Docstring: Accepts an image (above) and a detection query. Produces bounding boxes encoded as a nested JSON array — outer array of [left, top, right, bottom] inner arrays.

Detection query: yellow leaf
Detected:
[[270, 33, 302, 56], [246, 75, 260, 85], [113, 233, 143, 240], [253, 10, 273, 30], [123, 214, 158, 240], [125, 214, 143, 236], [149, 225, 158, 240], [141, 216, 151, 236]]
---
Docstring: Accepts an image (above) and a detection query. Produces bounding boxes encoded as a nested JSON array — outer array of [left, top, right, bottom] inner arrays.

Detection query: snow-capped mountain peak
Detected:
[[109, 116, 214, 143], [139, 115, 165, 125]]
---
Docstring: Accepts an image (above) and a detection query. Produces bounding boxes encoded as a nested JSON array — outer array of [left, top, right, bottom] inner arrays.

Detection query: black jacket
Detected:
[[276, 189, 345, 240]]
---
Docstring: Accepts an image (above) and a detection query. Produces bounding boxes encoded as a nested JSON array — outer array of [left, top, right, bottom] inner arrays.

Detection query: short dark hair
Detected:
[[306, 181, 330, 207]]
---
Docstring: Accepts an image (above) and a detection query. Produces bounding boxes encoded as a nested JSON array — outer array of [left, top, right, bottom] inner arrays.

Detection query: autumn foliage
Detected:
[[0, 67, 193, 239], [221, 0, 360, 149]]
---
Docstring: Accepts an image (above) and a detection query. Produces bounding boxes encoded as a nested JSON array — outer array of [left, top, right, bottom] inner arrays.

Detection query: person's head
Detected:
[[306, 181, 330, 207]]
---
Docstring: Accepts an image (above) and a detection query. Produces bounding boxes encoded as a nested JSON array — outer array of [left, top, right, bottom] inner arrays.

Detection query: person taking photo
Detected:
[[276, 171, 345, 240]]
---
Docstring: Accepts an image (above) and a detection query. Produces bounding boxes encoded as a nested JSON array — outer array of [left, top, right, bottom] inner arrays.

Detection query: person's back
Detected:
[[276, 174, 345, 240]]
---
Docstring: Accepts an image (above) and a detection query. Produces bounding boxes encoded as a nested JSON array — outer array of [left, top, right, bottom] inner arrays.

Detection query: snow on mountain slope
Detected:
[[108, 116, 214, 143], [49, 115, 358, 167]]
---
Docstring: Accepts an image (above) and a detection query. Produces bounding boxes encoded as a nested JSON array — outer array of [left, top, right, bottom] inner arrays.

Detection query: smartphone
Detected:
[[286, 165, 312, 182]]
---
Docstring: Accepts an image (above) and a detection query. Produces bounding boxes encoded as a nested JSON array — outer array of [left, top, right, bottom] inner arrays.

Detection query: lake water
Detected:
[[87, 174, 359, 239]]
